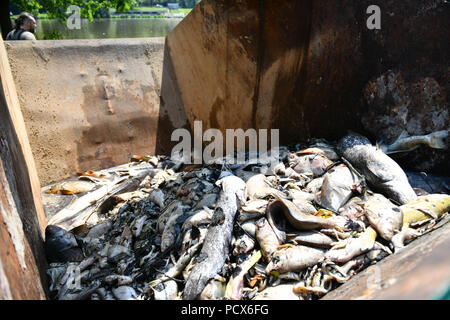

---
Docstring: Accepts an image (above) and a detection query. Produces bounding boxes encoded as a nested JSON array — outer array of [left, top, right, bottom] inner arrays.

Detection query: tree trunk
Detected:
[[0, 0, 12, 40]]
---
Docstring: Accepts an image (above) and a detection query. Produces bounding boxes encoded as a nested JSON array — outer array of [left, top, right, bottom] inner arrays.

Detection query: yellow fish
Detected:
[[400, 194, 450, 228], [392, 194, 450, 250]]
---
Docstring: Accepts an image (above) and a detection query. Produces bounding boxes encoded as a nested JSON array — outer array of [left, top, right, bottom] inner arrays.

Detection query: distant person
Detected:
[[6, 12, 37, 40]]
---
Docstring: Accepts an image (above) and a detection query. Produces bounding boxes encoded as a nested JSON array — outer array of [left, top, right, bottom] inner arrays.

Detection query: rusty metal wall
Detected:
[[5, 38, 172, 186], [166, 0, 449, 173]]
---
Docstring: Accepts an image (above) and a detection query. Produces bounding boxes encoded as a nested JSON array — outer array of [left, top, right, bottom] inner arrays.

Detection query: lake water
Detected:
[[36, 18, 183, 39]]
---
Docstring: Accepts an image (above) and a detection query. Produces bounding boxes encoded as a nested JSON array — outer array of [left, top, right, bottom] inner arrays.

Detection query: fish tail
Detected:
[[426, 130, 448, 149]]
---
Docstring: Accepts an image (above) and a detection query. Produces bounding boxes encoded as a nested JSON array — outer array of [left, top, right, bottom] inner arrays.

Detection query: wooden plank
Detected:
[[0, 35, 48, 299], [0, 36, 46, 235], [322, 222, 450, 300], [0, 158, 46, 299]]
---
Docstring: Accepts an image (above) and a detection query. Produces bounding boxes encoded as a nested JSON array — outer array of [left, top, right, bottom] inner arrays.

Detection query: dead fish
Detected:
[[391, 227, 422, 251], [232, 233, 255, 255], [320, 228, 350, 240], [45, 180, 95, 195], [225, 250, 262, 300], [363, 193, 402, 241], [240, 220, 257, 238], [325, 226, 377, 263], [391, 194, 450, 249], [380, 130, 448, 154], [284, 167, 310, 184], [242, 199, 269, 214], [338, 197, 366, 223], [112, 286, 138, 300], [85, 220, 112, 239], [45, 225, 84, 264], [182, 255, 197, 281], [182, 175, 247, 300], [160, 203, 192, 252], [76, 169, 105, 178], [181, 227, 207, 252], [151, 168, 177, 189], [246, 174, 280, 200], [292, 198, 317, 214], [265, 245, 325, 274], [315, 164, 360, 212], [268, 196, 341, 232], [119, 225, 133, 249], [200, 280, 226, 300], [131, 215, 147, 238], [238, 211, 266, 224], [288, 153, 333, 178], [292, 283, 328, 296], [286, 230, 334, 248], [47, 265, 68, 292], [114, 190, 146, 203], [276, 272, 301, 281], [253, 284, 301, 300], [152, 241, 203, 289], [304, 177, 324, 194], [273, 162, 286, 176], [157, 201, 181, 234], [193, 193, 218, 210], [289, 189, 315, 202], [182, 207, 214, 231], [299, 145, 340, 161], [147, 189, 165, 208], [239, 199, 268, 223], [138, 175, 152, 188], [255, 218, 281, 261], [107, 245, 131, 264], [153, 280, 178, 300], [105, 275, 133, 286], [337, 132, 417, 205], [58, 282, 101, 301], [400, 194, 450, 228]]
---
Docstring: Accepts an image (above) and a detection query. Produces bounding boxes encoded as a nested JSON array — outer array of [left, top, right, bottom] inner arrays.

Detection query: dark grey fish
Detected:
[[182, 175, 246, 300], [45, 225, 84, 263], [337, 133, 417, 205]]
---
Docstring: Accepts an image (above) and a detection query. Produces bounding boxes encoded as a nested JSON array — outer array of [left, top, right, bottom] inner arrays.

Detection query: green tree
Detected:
[[1, 0, 137, 39]]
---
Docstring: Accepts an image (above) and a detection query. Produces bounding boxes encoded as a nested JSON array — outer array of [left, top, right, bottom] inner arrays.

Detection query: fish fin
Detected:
[[395, 131, 410, 141], [417, 208, 438, 220], [375, 141, 386, 153], [427, 130, 448, 149], [384, 131, 409, 150], [384, 148, 418, 155]]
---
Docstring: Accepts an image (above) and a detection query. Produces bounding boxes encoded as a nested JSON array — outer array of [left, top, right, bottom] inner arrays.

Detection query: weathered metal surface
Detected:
[[0, 36, 47, 299], [166, 0, 449, 172], [358, 0, 449, 175], [5, 38, 170, 186], [322, 221, 450, 300]]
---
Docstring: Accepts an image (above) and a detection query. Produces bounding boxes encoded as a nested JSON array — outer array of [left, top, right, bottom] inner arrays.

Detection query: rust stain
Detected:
[[78, 74, 160, 172]]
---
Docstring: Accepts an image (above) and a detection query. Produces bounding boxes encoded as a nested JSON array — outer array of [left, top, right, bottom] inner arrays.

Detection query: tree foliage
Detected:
[[11, 0, 138, 22], [137, 0, 200, 8]]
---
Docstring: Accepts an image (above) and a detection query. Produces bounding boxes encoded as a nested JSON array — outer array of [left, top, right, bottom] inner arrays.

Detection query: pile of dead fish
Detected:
[[44, 132, 450, 300]]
